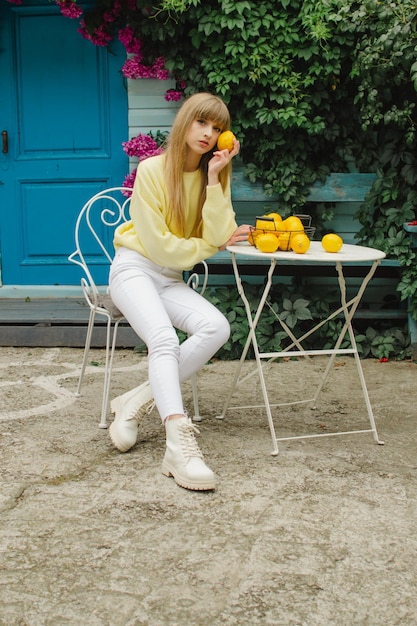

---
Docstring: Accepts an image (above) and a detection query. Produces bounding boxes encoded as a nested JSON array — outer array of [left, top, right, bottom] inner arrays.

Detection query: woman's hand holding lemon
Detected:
[[208, 132, 240, 184]]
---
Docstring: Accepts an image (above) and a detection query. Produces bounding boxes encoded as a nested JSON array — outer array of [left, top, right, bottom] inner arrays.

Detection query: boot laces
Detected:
[[135, 400, 155, 422], [178, 419, 203, 460], [123, 400, 154, 424]]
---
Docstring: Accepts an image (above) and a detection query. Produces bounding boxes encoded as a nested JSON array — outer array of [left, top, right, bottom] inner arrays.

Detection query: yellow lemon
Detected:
[[290, 232, 311, 254], [256, 233, 279, 253], [256, 216, 276, 231], [217, 130, 236, 152], [278, 232, 291, 250], [248, 228, 261, 246], [266, 212, 283, 228], [282, 215, 304, 233], [322, 233, 343, 253]]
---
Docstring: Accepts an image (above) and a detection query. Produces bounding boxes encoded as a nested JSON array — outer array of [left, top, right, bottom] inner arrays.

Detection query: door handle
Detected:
[[2, 130, 8, 154]]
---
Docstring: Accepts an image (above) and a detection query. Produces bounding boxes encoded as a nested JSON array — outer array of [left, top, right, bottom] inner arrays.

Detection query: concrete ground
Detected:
[[0, 346, 416, 626]]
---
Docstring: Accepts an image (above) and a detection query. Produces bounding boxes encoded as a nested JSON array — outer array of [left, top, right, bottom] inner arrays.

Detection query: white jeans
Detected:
[[109, 247, 230, 421]]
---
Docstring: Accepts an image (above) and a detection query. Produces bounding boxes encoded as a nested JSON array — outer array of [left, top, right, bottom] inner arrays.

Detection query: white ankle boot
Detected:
[[109, 382, 154, 452], [162, 416, 216, 491]]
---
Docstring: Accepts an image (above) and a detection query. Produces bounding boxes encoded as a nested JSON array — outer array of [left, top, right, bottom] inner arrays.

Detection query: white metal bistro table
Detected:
[[218, 241, 387, 455]]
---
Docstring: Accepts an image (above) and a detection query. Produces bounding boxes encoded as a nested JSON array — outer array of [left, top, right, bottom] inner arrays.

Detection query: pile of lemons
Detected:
[[249, 213, 344, 255], [249, 213, 311, 254], [216, 132, 342, 256]]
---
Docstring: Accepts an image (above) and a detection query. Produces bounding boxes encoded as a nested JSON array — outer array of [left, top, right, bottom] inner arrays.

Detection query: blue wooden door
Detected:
[[0, 1, 128, 285]]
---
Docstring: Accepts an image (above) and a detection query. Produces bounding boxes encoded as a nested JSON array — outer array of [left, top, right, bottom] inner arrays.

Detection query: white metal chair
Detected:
[[68, 187, 209, 428]]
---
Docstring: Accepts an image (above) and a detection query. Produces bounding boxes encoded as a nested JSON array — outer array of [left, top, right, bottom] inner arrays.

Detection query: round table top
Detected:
[[226, 241, 386, 264]]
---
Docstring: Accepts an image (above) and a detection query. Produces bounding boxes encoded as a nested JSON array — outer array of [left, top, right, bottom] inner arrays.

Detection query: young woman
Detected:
[[109, 92, 250, 491]]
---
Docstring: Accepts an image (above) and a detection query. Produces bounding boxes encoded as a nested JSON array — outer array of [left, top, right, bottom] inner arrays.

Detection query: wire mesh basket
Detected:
[[249, 214, 316, 252]]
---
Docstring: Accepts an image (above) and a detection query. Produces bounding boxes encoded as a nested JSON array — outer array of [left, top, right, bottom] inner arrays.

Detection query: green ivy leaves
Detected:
[[279, 298, 313, 329], [202, 282, 410, 361]]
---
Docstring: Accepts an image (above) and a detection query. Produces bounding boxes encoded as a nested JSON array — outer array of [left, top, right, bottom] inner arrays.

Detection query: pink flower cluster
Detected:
[[78, 21, 113, 46], [102, 1, 121, 23], [122, 55, 170, 80], [118, 26, 142, 55], [56, 0, 83, 19], [122, 134, 163, 159], [122, 171, 136, 196], [164, 89, 183, 102], [118, 23, 170, 80], [6, 0, 23, 4], [122, 132, 166, 192], [78, 0, 121, 46]]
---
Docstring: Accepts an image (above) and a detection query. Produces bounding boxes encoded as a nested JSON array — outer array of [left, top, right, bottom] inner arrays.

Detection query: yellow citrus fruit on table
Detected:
[[248, 228, 261, 246], [290, 232, 311, 254], [266, 212, 283, 227], [217, 130, 236, 151], [256, 216, 276, 231], [256, 233, 279, 253], [282, 215, 304, 232], [322, 233, 343, 253], [278, 232, 291, 250]]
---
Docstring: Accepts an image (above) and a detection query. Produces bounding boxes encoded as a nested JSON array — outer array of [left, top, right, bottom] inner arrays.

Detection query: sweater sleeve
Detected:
[[114, 156, 238, 270], [201, 181, 238, 247]]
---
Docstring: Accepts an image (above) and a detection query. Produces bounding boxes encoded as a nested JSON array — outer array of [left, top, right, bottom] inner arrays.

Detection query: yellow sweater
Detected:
[[113, 154, 238, 270]]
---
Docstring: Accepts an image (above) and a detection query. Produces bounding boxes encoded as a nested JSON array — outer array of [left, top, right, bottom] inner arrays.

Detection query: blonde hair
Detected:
[[164, 92, 231, 236]]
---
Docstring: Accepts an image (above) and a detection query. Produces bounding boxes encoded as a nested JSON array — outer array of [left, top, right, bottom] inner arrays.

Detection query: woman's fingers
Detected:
[[210, 139, 240, 171], [229, 139, 240, 158], [228, 224, 251, 245]]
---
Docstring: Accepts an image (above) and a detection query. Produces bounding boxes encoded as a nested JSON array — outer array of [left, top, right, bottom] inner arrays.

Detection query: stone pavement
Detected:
[[1, 346, 416, 625]]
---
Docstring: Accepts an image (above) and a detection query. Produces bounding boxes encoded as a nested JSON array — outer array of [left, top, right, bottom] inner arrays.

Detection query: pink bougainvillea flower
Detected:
[[122, 133, 159, 159], [103, 11, 115, 23], [164, 89, 183, 102], [123, 134, 164, 162], [122, 54, 170, 80], [122, 170, 137, 194], [122, 59, 150, 79], [121, 56, 144, 79], [122, 55, 141, 79], [156, 68, 170, 80], [153, 56, 170, 80], [102, 0, 122, 22], [55, 0, 83, 19], [78, 21, 113, 47], [119, 26, 142, 55], [122, 133, 166, 192]]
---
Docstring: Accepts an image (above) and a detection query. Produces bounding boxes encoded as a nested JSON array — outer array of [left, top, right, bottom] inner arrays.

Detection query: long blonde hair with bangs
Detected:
[[164, 93, 231, 237]]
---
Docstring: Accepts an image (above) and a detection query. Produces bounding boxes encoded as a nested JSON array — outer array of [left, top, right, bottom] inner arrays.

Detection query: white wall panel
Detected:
[[127, 78, 180, 138]]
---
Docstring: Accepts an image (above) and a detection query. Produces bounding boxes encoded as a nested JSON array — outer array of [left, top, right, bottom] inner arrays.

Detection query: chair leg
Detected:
[[75, 308, 96, 397], [191, 372, 203, 422], [99, 317, 120, 429]]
